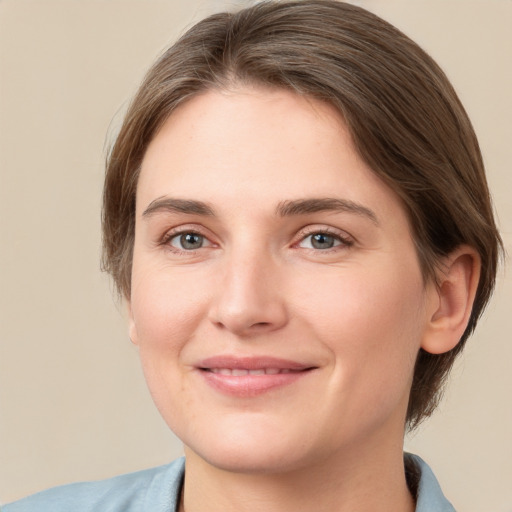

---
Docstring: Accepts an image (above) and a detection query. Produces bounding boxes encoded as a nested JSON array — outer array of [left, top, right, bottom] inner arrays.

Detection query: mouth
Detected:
[[196, 356, 317, 397], [204, 368, 305, 376]]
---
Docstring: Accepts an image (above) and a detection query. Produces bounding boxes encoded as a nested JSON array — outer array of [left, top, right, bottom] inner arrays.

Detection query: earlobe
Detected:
[[421, 246, 481, 355]]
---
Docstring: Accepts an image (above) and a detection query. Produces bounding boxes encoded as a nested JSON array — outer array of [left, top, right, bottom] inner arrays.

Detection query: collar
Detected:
[[164, 454, 456, 512], [405, 453, 456, 511]]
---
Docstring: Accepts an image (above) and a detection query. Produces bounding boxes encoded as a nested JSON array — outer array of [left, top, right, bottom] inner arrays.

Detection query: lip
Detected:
[[196, 356, 317, 397]]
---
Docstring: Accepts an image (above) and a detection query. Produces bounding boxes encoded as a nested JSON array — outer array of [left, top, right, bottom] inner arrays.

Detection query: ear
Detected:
[[126, 300, 139, 346], [421, 246, 481, 355]]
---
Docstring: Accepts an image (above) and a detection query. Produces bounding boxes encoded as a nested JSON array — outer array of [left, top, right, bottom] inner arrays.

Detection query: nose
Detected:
[[208, 247, 289, 337]]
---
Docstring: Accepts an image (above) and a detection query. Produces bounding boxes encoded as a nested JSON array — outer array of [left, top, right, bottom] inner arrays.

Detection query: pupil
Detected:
[[312, 233, 334, 249], [181, 233, 202, 249]]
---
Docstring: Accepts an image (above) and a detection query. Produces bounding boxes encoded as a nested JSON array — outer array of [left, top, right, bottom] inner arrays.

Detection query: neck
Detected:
[[180, 442, 415, 512]]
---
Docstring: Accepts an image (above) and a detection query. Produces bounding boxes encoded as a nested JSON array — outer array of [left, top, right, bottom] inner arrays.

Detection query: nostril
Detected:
[[252, 322, 271, 328]]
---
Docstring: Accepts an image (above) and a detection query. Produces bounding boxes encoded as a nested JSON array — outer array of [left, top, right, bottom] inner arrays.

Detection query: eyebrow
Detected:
[[142, 197, 215, 218], [276, 198, 379, 225], [141, 196, 378, 225]]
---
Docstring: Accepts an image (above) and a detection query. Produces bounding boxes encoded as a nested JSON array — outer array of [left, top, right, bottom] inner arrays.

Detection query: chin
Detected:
[[188, 443, 310, 475], [180, 417, 314, 475]]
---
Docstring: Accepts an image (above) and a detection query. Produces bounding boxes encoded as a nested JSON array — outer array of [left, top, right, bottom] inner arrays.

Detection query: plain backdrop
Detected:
[[1, 1, 511, 511]]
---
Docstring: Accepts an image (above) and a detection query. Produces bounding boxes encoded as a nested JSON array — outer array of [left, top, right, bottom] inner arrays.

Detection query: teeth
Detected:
[[209, 368, 298, 375]]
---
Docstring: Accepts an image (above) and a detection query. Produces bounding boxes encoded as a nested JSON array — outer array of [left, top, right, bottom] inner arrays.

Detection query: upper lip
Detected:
[[197, 355, 315, 371]]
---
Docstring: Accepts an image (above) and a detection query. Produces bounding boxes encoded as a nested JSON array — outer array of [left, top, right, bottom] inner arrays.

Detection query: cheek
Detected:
[[296, 264, 426, 408], [297, 262, 426, 342], [130, 261, 211, 351], [129, 266, 209, 427], [351, 273, 425, 364]]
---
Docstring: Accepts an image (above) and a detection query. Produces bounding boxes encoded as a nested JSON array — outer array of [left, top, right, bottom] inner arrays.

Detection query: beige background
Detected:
[[0, 1, 510, 510]]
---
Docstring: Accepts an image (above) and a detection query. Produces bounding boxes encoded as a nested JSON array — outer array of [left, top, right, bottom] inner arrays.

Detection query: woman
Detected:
[[5, 1, 502, 511]]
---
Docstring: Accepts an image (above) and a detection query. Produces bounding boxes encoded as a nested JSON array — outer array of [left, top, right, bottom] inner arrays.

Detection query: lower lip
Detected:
[[199, 369, 313, 397]]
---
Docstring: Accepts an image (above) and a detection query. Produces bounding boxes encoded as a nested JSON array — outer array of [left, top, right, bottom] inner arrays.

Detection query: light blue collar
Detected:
[[406, 453, 456, 511]]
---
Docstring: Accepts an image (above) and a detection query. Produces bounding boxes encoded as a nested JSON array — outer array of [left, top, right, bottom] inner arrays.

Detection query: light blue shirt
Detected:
[[3, 454, 455, 511]]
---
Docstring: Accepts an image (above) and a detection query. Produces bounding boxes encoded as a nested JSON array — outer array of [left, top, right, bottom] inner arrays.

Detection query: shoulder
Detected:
[[406, 453, 457, 512], [3, 457, 185, 512]]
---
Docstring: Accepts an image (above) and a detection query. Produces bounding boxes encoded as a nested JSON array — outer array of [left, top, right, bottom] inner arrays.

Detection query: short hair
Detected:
[[102, 0, 502, 429]]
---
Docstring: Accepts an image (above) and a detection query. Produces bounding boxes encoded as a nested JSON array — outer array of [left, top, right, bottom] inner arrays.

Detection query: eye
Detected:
[[298, 232, 351, 250], [168, 232, 211, 251]]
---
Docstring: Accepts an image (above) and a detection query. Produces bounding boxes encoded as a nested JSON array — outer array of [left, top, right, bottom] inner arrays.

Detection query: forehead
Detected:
[[137, 87, 405, 224]]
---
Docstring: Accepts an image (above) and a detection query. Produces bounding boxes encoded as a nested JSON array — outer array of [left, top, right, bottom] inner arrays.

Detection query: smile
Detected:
[[205, 368, 303, 376], [196, 356, 316, 397]]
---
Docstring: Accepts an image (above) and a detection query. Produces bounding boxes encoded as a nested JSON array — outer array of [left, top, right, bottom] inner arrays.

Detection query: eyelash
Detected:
[[160, 227, 212, 255], [160, 226, 354, 254], [294, 227, 354, 252]]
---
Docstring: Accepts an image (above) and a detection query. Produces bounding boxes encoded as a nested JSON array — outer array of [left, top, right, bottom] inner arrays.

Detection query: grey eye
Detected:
[[306, 233, 339, 250], [171, 232, 205, 250]]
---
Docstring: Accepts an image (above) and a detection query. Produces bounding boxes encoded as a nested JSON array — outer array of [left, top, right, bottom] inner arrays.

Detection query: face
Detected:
[[129, 87, 436, 474]]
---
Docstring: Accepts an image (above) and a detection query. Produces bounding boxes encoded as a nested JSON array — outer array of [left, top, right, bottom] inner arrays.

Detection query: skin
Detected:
[[128, 87, 478, 512]]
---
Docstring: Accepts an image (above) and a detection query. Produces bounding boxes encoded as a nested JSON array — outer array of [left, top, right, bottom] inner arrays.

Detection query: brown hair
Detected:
[[102, 0, 502, 429]]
